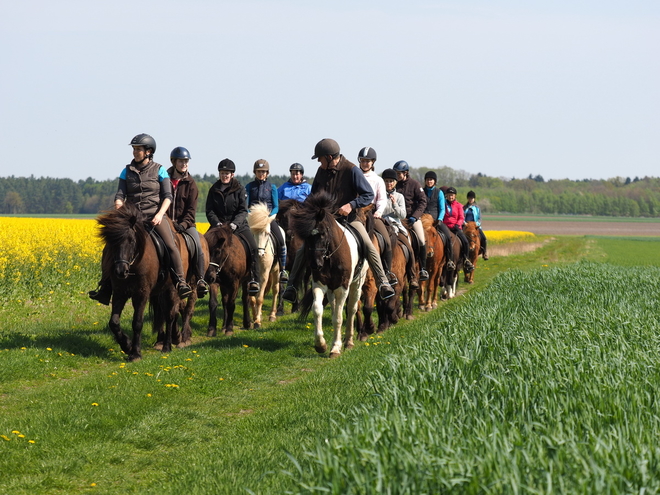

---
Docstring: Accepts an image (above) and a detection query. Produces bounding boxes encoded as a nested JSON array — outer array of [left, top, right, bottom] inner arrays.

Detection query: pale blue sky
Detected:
[[1, 0, 657, 181]]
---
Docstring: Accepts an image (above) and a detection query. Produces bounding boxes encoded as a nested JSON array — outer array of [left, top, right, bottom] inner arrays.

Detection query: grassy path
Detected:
[[1, 235, 657, 493]]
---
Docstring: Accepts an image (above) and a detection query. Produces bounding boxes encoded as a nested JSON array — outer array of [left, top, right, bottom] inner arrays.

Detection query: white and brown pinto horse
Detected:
[[247, 202, 281, 327], [291, 191, 368, 358]]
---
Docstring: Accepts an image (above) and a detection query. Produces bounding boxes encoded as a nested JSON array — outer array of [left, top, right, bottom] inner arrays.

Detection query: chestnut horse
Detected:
[[292, 191, 369, 358], [417, 214, 446, 311], [463, 221, 481, 284], [247, 203, 281, 327], [96, 204, 182, 361], [204, 225, 251, 336], [442, 231, 463, 299]]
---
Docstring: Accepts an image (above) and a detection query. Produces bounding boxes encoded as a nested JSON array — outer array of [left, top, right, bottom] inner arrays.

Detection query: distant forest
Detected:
[[2, 168, 660, 218]]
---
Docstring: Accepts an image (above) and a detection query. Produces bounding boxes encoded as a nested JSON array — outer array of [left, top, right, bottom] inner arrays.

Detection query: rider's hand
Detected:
[[408, 216, 417, 225], [337, 203, 352, 216], [230, 223, 237, 231], [374, 211, 382, 219], [152, 213, 164, 226]]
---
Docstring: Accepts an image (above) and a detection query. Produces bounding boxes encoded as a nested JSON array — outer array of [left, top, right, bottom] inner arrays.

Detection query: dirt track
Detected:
[[483, 220, 660, 237]]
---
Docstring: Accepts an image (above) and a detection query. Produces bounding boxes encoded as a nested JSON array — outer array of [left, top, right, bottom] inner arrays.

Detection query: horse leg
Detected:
[[312, 287, 327, 354], [330, 288, 349, 358], [178, 296, 195, 347], [128, 296, 148, 361], [224, 285, 238, 336], [276, 281, 285, 316], [108, 295, 132, 356], [243, 290, 254, 331], [269, 275, 279, 322], [207, 283, 219, 337]]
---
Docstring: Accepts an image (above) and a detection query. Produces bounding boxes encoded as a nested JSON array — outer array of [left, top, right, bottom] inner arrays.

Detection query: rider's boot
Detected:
[[382, 245, 398, 286], [418, 244, 429, 281], [89, 278, 112, 305], [279, 245, 289, 283], [175, 275, 193, 298], [247, 261, 260, 295], [196, 278, 209, 298]]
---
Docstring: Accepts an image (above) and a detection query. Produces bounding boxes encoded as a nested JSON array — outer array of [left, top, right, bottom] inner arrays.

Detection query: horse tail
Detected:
[[297, 289, 314, 321]]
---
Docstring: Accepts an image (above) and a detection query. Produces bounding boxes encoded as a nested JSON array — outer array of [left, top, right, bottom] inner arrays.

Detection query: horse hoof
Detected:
[[269, 316, 277, 322], [345, 343, 354, 350], [128, 355, 141, 362], [315, 344, 327, 354], [153, 342, 163, 351], [207, 328, 217, 337], [224, 329, 234, 337], [254, 322, 261, 329], [276, 310, 284, 317], [329, 352, 341, 359], [406, 315, 415, 320], [358, 333, 368, 342], [432, 303, 438, 309]]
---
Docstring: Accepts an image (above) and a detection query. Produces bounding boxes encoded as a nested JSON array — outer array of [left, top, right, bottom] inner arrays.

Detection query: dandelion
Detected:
[[17, 434, 25, 438], [1, 435, 10, 441], [91, 403, 99, 407], [28, 440, 35, 444], [146, 394, 152, 397], [11, 430, 20, 435], [243, 345, 249, 348], [46, 348, 52, 351]]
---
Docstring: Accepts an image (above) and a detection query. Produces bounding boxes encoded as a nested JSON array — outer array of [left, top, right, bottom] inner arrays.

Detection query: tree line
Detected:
[[2, 169, 660, 218]]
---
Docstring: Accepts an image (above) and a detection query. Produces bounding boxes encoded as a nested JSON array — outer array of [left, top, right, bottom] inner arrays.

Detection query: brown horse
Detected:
[[276, 199, 304, 315], [154, 231, 209, 349], [97, 204, 181, 361], [417, 215, 446, 311], [292, 191, 368, 358], [204, 225, 251, 336], [463, 221, 481, 284], [442, 231, 463, 299]]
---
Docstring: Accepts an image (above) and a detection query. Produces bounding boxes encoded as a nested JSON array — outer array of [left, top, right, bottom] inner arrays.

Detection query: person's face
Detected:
[[384, 178, 396, 192], [446, 193, 456, 203], [219, 170, 233, 184], [318, 156, 329, 169], [132, 146, 148, 163], [174, 158, 189, 175], [290, 170, 303, 185], [467, 197, 475, 204], [255, 169, 268, 180], [396, 171, 407, 182], [359, 158, 374, 173], [425, 178, 436, 188]]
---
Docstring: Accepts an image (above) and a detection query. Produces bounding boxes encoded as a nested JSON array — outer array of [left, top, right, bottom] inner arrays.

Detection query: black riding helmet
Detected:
[[424, 171, 437, 181], [289, 162, 304, 174], [357, 147, 377, 162], [217, 158, 236, 172], [381, 168, 397, 181], [129, 133, 156, 154]]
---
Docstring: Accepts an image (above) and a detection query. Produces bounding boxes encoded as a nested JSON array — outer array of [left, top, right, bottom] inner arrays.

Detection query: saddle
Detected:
[[147, 228, 171, 284], [337, 219, 367, 281], [435, 226, 449, 247]]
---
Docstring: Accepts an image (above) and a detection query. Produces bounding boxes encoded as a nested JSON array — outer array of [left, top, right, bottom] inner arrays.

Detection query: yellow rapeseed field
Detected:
[[0, 217, 529, 296]]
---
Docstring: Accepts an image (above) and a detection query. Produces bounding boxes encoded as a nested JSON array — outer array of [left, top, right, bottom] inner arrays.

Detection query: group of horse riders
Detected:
[[89, 134, 488, 306]]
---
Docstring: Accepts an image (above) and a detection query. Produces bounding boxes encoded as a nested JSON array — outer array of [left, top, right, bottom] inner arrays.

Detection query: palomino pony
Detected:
[[204, 224, 251, 336], [96, 204, 182, 361], [247, 202, 281, 327], [463, 221, 481, 284], [291, 191, 369, 358]]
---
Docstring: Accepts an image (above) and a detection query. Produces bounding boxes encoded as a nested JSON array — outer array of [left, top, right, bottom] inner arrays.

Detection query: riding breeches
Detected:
[[184, 226, 206, 279], [450, 226, 469, 259], [373, 217, 393, 272], [435, 221, 454, 258], [349, 219, 388, 285], [154, 221, 185, 279], [411, 220, 426, 248]]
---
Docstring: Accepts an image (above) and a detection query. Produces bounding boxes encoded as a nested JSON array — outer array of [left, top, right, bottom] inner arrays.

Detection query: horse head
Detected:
[[204, 224, 233, 283], [290, 191, 337, 273], [248, 202, 274, 258], [97, 203, 146, 280]]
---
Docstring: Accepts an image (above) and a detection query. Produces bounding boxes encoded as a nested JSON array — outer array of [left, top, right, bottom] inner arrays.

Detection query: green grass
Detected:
[[486, 213, 660, 223], [1, 236, 659, 493]]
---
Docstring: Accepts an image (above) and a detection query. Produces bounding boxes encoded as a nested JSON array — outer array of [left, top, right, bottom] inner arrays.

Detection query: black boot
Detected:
[[89, 279, 112, 305], [382, 246, 398, 286], [247, 262, 260, 294], [418, 244, 429, 281], [175, 276, 193, 298]]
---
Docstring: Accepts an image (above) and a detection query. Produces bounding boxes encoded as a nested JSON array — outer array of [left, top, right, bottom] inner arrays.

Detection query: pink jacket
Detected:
[[443, 200, 464, 229]]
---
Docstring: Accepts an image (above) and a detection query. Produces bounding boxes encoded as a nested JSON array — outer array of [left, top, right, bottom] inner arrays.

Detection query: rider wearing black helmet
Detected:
[[205, 159, 261, 294], [423, 170, 455, 269], [89, 134, 193, 304], [281, 138, 396, 303], [167, 147, 209, 297], [278, 163, 312, 202], [393, 160, 429, 281], [443, 186, 474, 272]]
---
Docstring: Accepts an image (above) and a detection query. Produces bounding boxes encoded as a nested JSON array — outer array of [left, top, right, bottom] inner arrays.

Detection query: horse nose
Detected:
[[114, 263, 130, 279]]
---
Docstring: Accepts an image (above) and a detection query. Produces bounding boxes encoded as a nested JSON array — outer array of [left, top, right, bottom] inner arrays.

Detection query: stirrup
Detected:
[[483, 253, 489, 260], [279, 270, 289, 283], [282, 285, 297, 303], [419, 269, 429, 281], [88, 284, 111, 305], [446, 260, 456, 270], [387, 271, 399, 287], [196, 279, 209, 298], [177, 281, 193, 298], [409, 278, 419, 290], [247, 279, 260, 295], [464, 260, 475, 273], [378, 283, 396, 300]]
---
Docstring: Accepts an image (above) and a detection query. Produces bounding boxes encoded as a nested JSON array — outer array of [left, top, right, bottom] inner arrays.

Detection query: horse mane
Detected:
[[276, 199, 301, 230], [290, 191, 336, 239], [97, 203, 147, 250], [247, 202, 274, 232], [205, 223, 234, 247], [420, 213, 434, 231]]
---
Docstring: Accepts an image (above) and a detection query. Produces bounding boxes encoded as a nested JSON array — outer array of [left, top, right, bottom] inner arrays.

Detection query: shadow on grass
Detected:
[[0, 328, 113, 358]]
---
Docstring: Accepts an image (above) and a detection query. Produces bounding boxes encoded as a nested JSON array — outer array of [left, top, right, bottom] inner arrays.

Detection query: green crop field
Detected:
[[1, 230, 659, 494]]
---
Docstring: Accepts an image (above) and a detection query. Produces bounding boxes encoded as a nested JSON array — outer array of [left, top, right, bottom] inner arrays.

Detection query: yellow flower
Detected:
[[91, 403, 99, 407], [11, 430, 20, 435], [28, 440, 35, 444], [1, 435, 10, 441]]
